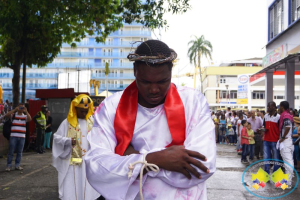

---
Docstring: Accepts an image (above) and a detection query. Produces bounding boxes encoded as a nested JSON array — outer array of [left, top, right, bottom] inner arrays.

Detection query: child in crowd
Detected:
[[228, 124, 235, 145], [219, 114, 227, 144], [236, 113, 243, 154], [247, 123, 255, 161], [241, 120, 251, 164]]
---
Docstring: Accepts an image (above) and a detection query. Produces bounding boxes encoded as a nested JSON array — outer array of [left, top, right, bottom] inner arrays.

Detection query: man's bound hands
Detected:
[[146, 145, 209, 179]]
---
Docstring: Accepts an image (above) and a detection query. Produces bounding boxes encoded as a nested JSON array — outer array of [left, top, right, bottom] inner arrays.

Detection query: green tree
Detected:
[[0, 0, 191, 107], [187, 35, 213, 93]]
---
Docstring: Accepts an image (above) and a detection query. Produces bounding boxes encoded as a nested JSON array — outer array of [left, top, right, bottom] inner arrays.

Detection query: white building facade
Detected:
[[251, 0, 300, 109]]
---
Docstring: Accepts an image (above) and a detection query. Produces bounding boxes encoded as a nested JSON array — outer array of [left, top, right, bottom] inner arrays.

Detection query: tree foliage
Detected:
[[0, 0, 191, 106], [187, 35, 213, 93]]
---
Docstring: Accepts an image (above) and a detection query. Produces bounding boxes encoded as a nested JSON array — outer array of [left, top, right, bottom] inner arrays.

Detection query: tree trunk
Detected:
[[21, 61, 26, 103], [12, 65, 21, 108]]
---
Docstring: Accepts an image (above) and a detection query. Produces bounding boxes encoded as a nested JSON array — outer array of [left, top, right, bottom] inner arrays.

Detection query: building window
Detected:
[[269, 0, 284, 40], [252, 91, 265, 99], [230, 91, 237, 99], [220, 78, 226, 84], [291, 0, 300, 23], [295, 96, 300, 99], [220, 90, 237, 99], [274, 95, 285, 99]]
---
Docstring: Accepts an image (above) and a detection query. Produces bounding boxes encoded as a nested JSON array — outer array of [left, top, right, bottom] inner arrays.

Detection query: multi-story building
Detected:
[[202, 58, 263, 110], [251, 0, 300, 109], [0, 22, 152, 102]]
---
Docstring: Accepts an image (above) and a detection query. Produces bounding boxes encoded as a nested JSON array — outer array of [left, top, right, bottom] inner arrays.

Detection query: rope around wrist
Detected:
[[127, 153, 159, 200]]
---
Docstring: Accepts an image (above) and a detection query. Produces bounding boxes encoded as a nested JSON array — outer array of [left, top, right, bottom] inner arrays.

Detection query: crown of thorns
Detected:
[[127, 49, 177, 64]]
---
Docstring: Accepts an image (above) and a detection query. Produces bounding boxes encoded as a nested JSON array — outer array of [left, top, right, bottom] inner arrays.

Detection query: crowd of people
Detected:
[[0, 100, 14, 124], [212, 103, 300, 186]]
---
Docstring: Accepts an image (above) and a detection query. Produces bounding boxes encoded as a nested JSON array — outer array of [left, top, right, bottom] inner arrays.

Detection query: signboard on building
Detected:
[[237, 74, 249, 104], [262, 45, 286, 68]]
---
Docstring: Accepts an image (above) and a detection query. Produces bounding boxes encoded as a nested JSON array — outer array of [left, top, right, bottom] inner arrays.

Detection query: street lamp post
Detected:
[[225, 85, 229, 106]]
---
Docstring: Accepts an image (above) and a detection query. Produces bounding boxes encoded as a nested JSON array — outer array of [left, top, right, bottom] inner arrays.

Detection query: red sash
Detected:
[[114, 81, 186, 156]]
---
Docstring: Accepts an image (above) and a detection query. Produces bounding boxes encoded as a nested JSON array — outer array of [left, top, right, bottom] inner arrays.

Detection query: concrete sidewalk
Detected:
[[207, 144, 300, 200], [0, 149, 58, 200]]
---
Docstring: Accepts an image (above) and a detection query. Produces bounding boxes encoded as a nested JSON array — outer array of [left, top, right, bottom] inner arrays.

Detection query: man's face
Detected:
[[251, 111, 255, 118], [279, 105, 283, 113], [134, 62, 171, 108], [18, 104, 25, 112], [75, 107, 89, 119], [267, 103, 275, 113], [41, 107, 47, 113]]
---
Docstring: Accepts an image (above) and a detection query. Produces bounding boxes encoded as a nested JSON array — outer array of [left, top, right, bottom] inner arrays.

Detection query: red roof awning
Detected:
[[36, 88, 89, 99]]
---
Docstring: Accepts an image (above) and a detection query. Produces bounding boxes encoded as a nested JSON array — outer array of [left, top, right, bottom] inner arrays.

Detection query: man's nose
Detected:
[[149, 83, 159, 94]]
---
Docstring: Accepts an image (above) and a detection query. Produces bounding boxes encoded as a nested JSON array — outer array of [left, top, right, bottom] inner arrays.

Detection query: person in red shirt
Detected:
[[241, 120, 251, 164], [263, 101, 280, 174]]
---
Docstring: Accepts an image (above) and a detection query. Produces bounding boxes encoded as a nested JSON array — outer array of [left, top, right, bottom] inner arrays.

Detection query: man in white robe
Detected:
[[85, 40, 216, 200], [53, 94, 99, 200]]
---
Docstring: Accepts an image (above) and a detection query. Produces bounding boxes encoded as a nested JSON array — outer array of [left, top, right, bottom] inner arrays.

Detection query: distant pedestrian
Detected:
[[248, 110, 263, 159], [279, 101, 294, 186], [43, 111, 52, 149], [228, 124, 235, 145], [219, 114, 227, 144], [214, 113, 220, 143], [247, 123, 255, 161], [236, 113, 244, 153], [263, 101, 280, 174], [5, 103, 32, 171], [232, 111, 238, 145], [241, 120, 250, 164], [292, 117, 300, 173], [4, 100, 9, 113], [33, 105, 48, 154], [0, 103, 4, 114]]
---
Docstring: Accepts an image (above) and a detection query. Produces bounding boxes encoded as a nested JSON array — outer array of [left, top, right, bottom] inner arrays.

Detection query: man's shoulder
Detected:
[[177, 86, 205, 104], [101, 91, 123, 109]]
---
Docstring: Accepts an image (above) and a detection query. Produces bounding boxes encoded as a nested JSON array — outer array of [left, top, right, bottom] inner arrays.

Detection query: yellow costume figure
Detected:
[[0, 84, 3, 104], [52, 94, 99, 200]]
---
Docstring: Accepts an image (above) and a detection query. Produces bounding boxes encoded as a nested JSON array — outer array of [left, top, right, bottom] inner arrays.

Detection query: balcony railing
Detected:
[[44, 62, 133, 69], [91, 84, 130, 90], [1, 83, 57, 89], [0, 73, 58, 78], [91, 74, 135, 79], [56, 52, 128, 58]]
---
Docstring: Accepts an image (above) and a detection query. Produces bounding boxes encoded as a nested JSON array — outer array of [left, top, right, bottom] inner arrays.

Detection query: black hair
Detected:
[[18, 102, 24, 106], [241, 120, 247, 126], [280, 101, 289, 111], [227, 107, 231, 111], [229, 113, 232, 117], [134, 40, 173, 70], [268, 101, 276, 107], [212, 111, 215, 114]]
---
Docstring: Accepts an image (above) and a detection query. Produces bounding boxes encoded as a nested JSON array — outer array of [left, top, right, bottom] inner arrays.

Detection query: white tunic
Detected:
[[85, 86, 217, 200], [52, 118, 100, 200]]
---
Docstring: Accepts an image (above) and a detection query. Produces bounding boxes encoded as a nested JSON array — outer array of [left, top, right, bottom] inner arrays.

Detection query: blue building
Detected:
[[0, 23, 152, 102]]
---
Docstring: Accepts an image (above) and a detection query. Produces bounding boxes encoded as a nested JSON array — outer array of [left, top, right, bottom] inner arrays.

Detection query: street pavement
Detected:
[[0, 144, 299, 200]]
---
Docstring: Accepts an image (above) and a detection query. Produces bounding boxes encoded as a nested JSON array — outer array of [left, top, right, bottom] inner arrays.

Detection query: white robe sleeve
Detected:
[[147, 93, 217, 188], [85, 103, 145, 200], [52, 119, 72, 171]]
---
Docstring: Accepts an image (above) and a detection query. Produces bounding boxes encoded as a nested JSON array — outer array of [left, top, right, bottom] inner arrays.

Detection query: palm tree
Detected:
[[187, 35, 213, 93]]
